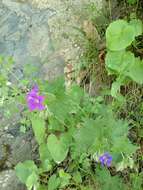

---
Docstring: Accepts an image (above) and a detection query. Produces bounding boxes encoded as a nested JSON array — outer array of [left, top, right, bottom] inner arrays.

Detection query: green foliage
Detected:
[[48, 174, 60, 190], [13, 78, 139, 189], [129, 19, 142, 36], [73, 118, 97, 154], [31, 116, 46, 145], [127, 0, 137, 5], [127, 57, 143, 84], [95, 167, 126, 190], [1, 4, 142, 190], [15, 161, 39, 190], [105, 19, 143, 98], [130, 173, 143, 190], [39, 143, 52, 172], [106, 20, 136, 51], [47, 134, 69, 164], [59, 169, 71, 188]]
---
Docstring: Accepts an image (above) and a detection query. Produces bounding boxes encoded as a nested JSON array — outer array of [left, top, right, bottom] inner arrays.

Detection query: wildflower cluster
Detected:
[[99, 152, 112, 167], [15, 80, 138, 190], [26, 85, 45, 111]]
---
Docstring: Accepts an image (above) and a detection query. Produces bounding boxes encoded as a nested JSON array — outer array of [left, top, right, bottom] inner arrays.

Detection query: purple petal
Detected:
[[99, 156, 105, 166], [106, 159, 112, 167], [99, 153, 112, 167], [32, 85, 39, 93], [28, 102, 37, 111], [37, 104, 45, 110], [26, 86, 46, 112], [38, 95, 45, 102]]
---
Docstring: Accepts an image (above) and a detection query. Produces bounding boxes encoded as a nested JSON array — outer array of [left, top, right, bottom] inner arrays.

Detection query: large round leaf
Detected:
[[15, 161, 38, 184], [129, 19, 143, 36], [106, 20, 135, 51], [47, 134, 69, 164], [127, 58, 143, 84], [105, 50, 135, 74]]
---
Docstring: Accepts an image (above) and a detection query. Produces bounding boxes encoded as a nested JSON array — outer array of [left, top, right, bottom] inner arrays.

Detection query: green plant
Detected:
[[0, 56, 24, 126], [0, 1, 142, 189], [127, 0, 137, 5], [105, 19, 143, 99], [14, 79, 138, 190], [130, 172, 143, 190]]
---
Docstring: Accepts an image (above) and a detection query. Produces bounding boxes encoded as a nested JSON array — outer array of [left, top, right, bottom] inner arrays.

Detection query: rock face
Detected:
[[0, 127, 34, 168], [0, 126, 35, 189], [0, 170, 26, 190], [0, 0, 64, 82]]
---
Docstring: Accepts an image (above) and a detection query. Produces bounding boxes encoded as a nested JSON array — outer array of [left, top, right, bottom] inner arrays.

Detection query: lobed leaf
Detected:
[[106, 20, 135, 51], [127, 58, 143, 84]]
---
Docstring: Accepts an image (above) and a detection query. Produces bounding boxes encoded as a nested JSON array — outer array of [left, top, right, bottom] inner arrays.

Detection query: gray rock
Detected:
[[0, 0, 57, 83], [8, 134, 33, 166], [41, 55, 65, 81], [0, 170, 26, 190], [0, 129, 34, 168]]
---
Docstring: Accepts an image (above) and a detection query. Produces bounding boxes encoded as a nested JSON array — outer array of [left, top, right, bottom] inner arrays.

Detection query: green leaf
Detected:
[[48, 174, 60, 190], [111, 79, 125, 102], [48, 117, 65, 132], [105, 51, 135, 74], [111, 120, 138, 156], [37, 185, 48, 190], [127, 0, 137, 5], [112, 120, 129, 138], [73, 119, 97, 154], [116, 156, 134, 171], [129, 19, 142, 36], [39, 144, 52, 172], [45, 77, 65, 98], [111, 81, 121, 97], [41, 159, 52, 172], [26, 172, 39, 190], [112, 137, 138, 155], [59, 169, 71, 188], [127, 58, 143, 84], [130, 173, 143, 190], [39, 143, 53, 172], [39, 143, 52, 162], [96, 167, 126, 190], [31, 116, 46, 145], [106, 20, 135, 51], [48, 93, 71, 122], [15, 160, 38, 184], [73, 171, 82, 184], [47, 134, 69, 163]]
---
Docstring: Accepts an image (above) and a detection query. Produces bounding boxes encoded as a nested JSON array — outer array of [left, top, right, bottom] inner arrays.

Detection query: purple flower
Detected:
[[99, 152, 112, 167], [26, 85, 45, 111]]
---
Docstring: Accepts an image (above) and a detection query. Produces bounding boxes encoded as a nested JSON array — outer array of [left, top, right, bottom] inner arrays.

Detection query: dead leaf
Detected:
[[83, 20, 101, 42]]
